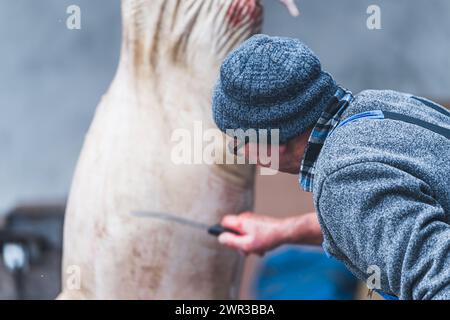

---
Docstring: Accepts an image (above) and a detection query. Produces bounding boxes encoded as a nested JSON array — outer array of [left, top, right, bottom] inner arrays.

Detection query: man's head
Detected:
[[212, 34, 337, 174], [237, 130, 312, 174]]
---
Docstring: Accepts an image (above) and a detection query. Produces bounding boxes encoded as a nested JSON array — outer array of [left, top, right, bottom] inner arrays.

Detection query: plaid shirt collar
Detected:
[[299, 87, 354, 192]]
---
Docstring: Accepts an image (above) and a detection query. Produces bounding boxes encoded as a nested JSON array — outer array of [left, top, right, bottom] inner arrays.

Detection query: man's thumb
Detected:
[[218, 232, 250, 252]]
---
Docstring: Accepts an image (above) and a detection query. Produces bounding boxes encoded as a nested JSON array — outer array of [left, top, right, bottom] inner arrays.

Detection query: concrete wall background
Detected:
[[264, 0, 450, 98], [0, 0, 121, 214], [0, 0, 449, 214]]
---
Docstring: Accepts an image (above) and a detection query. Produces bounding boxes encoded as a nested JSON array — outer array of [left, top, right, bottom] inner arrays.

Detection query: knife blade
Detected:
[[131, 211, 241, 237]]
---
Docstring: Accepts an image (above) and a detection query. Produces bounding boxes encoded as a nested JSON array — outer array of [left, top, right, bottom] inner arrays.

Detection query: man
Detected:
[[212, 34, 450, 299]]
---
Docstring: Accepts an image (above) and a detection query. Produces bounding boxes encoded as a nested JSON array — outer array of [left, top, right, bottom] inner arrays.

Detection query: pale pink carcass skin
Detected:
[[58, 0, 298, 300]]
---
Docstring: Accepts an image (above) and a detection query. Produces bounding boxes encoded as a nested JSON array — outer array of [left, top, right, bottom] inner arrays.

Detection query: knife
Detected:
[[131, 211, 241, 237]]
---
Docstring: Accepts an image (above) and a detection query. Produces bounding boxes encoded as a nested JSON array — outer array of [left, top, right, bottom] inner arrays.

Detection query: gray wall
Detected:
[[0, 0, 449, 214], [0, 0, 121, 214], [263, 0, 450, 97]]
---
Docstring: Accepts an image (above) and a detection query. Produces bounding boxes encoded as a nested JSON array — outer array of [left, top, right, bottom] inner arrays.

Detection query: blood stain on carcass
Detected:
[[226, 0, 261, 28]]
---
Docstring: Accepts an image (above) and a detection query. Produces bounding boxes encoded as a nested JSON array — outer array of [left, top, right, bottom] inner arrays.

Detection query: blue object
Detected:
[[376, 290, 399, 300], [333, 110, 384, 132], [253, 246, 358, 300]]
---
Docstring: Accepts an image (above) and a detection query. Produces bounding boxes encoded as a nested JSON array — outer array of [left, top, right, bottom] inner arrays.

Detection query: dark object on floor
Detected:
[[0, 203, 65, 300]]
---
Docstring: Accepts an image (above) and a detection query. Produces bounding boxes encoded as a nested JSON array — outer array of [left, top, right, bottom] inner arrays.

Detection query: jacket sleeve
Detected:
[[316, 161, 450, 300]]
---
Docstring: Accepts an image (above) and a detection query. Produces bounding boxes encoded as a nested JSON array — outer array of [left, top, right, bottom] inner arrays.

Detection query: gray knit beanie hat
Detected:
[[212, 34, 338, 144]]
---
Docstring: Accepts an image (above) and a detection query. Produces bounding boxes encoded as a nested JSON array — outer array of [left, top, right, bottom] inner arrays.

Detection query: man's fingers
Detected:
[[221, 215, 244, 232], [222, 213, 256, 234], [218, 232, 253, 252]]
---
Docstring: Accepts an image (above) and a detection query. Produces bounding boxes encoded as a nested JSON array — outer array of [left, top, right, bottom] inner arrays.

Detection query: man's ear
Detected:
[[278, 144, 288, 154]]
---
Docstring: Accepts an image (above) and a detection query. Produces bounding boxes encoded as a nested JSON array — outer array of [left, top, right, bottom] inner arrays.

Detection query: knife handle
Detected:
[[208, 224, 241, 237]]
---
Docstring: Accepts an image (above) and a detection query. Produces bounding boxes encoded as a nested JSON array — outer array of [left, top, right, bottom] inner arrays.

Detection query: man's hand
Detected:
[[218, 211, 323, 256]]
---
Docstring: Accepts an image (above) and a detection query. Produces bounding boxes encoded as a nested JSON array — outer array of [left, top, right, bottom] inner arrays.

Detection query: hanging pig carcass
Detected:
[[59, 0, 298, 299]]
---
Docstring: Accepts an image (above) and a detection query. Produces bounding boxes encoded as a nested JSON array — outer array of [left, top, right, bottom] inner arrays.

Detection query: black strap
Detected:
[[411, 96, 450, 118], [383, 111, 450, 140]]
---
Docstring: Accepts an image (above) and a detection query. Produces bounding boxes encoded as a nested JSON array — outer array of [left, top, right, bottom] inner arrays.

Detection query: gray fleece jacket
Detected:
[[313, 90, 450, 300]]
